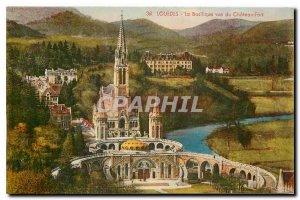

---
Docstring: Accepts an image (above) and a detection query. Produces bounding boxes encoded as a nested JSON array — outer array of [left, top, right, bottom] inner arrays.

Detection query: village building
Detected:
[[143, 51, 193, 73], [26, 68, 77, 106], [45, 68, 77, 84], [49, 104, 72, 130], [40, 83, 61, 105], [205, 65, 230, 74]]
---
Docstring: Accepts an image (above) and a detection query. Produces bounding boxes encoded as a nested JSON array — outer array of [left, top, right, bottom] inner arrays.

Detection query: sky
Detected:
[[76, 7, 294, 29]]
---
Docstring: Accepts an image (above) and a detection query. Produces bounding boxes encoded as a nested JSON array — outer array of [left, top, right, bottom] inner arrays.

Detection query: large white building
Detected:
[[143, 51, 193, 73]]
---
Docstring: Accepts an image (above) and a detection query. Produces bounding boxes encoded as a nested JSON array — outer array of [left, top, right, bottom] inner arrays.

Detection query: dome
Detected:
[[121, 139, 148, 151]]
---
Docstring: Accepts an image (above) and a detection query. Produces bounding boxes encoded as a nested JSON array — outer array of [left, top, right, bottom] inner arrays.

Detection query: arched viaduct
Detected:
[[52, 151, 277, 191]]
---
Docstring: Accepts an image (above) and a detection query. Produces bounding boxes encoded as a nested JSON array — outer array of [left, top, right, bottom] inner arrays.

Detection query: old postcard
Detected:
[[6, 7, 294, 194]]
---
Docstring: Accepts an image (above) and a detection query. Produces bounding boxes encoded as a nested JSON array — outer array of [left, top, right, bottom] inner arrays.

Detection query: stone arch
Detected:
[[229, 168, 236, 176], [165, 145, 171, 151], [200, 161, 211, 180], [186, 159, 199, 181], [91, 160, 101, 171], [148, 143, 155, 151], [157, 143, 164, 149], [108, 143, 115, 150], [247, 172, 251, 180], [212, 163, 220, 176], [253, 175, 256, 181], [100, 144, 107, 150], [132, 158, 157, 169], [240, 170, 246, 179]]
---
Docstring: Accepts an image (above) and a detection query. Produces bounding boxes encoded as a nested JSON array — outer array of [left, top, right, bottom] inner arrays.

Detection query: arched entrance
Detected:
[[108, 143, 115, 150], [157, 143, 163, 149], [137, 161, 151, 180], [186, 159, 199, 182], [100, 144, 107, 150], [229, 168, 236, 176], [148, 143, 155, 151], [247, 172, 251, 180], [240, 170, 246, 180], [200, 161, 211, 181], [212, 163, 220, 177], [165, 145, 170, 151]]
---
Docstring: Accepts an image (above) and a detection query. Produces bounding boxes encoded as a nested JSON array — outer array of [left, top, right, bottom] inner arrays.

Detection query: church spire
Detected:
[[114, 11, 129, 97], [116, 10, 127, 64]]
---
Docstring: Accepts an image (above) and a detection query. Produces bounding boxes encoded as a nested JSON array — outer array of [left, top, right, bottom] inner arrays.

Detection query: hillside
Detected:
[[25, 12, 193, 52], [241, 19, 294, 43], [177, 19, 260, 38], [7, 20, 45, 38], [27, 11, 118, 37], [112, 18, 184, 41], [7, 7, 82, 24]]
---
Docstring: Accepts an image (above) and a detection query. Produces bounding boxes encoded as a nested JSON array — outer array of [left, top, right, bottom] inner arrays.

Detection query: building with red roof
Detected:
[[49, 104, 72, 130]]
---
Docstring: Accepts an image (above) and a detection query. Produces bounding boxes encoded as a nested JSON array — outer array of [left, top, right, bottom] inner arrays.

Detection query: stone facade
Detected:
[[143, 51, 193, 73]]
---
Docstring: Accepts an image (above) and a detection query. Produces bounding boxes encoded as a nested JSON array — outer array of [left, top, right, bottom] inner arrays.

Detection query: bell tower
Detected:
[[149, 97, 162, 139], [114, 11, 129, 97]]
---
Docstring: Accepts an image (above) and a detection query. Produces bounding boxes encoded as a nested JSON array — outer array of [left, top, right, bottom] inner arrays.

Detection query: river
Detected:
[[166, 114, 294, 154]]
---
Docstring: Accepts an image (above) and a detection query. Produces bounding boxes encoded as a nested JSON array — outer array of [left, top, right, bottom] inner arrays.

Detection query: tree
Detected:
[[7, 169, 54, 194], [237, 126, 252, 148], [61, 132, 75, 161], [74, 127, 85, 155]]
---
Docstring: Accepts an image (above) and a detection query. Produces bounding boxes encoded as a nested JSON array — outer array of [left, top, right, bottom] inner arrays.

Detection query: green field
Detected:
[[228, 76, 294, 92], [207, 119, 294, 177], [227, 76, 294, 115], [250, 96, 294, 115], [146, 77, 195, 88]]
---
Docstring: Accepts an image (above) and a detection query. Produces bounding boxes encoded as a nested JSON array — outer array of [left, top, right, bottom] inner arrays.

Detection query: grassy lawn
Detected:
[[226, 76, 294, 115], [204, 80, 239, 101], [207, 119, 294, 178], [147, 77, 195, 88], [250, 96, 294, 115], [164, 183, 219, 194], [228, 76, 294, 92]]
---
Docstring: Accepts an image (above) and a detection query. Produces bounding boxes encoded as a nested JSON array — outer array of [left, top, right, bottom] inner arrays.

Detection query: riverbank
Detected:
[[206, 119, 294, 178]]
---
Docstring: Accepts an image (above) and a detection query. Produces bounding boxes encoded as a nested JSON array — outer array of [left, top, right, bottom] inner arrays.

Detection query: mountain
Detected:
[[26, 11, 118, 37], [241, 19, 294, 43], [26, 12, 192, 52], [7, 20, 45, 38], [177, 19, 260, 38], [112, 18, 184, 41], [7, 7, 82, 24]]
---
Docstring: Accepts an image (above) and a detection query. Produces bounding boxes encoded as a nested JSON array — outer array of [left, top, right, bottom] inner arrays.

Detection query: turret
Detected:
[[148, 96, 162, 139]]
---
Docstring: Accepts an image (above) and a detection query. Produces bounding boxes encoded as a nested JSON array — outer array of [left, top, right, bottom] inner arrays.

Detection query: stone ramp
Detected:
[[260, 171, 277, 191]]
